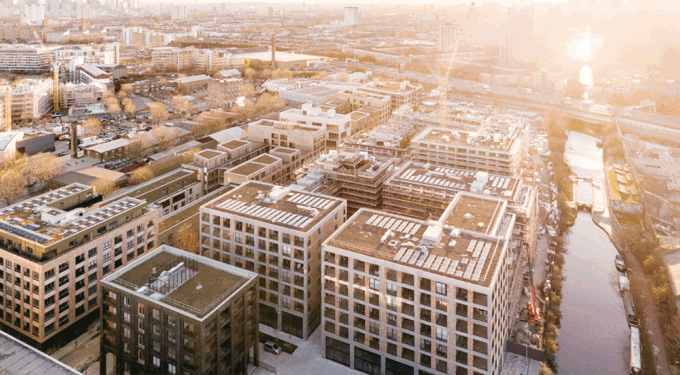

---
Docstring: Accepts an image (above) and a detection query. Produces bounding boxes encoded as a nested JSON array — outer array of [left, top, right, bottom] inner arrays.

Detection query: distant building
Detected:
[[10, 78, 53, 121], [437, 23, 458, 52], [344, 6, 359, 25], [101, 245, 259, 375], [499, 7, 534, 69], [170, 5, 187, 20]]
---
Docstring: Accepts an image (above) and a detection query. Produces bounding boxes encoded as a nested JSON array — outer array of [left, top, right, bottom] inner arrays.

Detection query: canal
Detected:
[[555, 131, 630, 374]]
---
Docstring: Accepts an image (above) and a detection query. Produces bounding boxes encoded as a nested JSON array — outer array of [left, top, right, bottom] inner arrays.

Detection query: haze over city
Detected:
[[0, 1, 677, 375]]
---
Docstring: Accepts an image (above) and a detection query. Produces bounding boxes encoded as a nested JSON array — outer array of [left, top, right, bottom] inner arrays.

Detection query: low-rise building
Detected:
[[59, 82, 106, 110], [100, 245, 259, 375], [247, 119, 326, 161], [199, 181, 347, 341], [279, 104, 352, 148], [605, 164, 643, 215], [359, 80, 423, 114]]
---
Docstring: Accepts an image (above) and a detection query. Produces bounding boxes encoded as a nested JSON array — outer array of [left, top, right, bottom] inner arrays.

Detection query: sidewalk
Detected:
[[51, 323, 100, 361]]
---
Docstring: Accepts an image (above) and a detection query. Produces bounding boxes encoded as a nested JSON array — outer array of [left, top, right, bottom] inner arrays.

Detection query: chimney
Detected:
[[70, 123, 78, 159], [271, 33, 276, 69]]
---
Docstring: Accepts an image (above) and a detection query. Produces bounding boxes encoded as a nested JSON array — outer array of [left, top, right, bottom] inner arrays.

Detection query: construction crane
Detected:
[[526, 265, 540, 324], [434, 2, 476, 127], [20, 11, 61, 112]]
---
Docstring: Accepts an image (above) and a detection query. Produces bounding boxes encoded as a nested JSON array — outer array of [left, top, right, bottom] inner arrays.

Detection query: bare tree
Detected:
[[272, 68, 293, 79], [91, 178, 118, 196], [240, 83, 255, 98], [128, 166, 155, 185], [126, 140, 145, 163], [244, 67, 256, 81], [174, 222, 200, 254], [0, 169, 26, 205], [23, 153, 65, 191], [255, 93, 285, 113], [148, 102, 169, 125], [181, 147, 202, 164], [82, 118, 103, 138], [106, 96, 122, 117], [149, 126, 173, 151], [122, 97, 137, 118], [171, 95, 190, 114]]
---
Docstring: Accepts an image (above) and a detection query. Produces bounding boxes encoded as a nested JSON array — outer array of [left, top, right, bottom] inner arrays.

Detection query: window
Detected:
[[152, 356, 160, 367], [435, 282, 447, 296], [138, 303, 145, 315], [88, 248, 97, 257], [168, 363, 176, 374], [436, 328, 447, 342], [369, 278, 379, 291]]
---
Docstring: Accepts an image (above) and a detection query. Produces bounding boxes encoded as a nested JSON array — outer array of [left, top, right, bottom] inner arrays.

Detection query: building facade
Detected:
[[100, 245, 259, 375], [199, 181, 346, 341], [0, 183, 159, 347]]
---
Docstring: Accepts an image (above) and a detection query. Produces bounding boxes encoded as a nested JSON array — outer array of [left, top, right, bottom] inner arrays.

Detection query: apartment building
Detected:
[[279, 104, 353, 148], [409, 122, 529, 177], [0, 183, 159, 348], [59, 82, 106, 110], [359, 81, 423, 113], [0, 44, 57, 72], [151, 47, 246, 72], [182, 140, 269, 193], [207, 78, 242, 103], [322, 193, 519, 375], [199, 181, 347, 341], [103, 168, 201, 218], [151, 47, 194, 71], [305, 151, 395, 215], [10, 78, 53, 121], [247, 119, 326, 161], [100, 245, 259, 375], [337, 89, 390, 127], [224, 154, 283, 186], [175, 74, 211, 93]]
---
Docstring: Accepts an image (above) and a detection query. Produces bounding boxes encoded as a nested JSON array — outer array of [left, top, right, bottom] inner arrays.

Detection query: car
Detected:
[[619, 275, 630, 293], [615, 255, 626, 272], [263, 341, 281, 355]]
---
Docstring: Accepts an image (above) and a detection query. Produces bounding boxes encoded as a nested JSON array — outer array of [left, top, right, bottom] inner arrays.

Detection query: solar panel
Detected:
[[408, 251, 421, 264], [431, 257, 443, 270], [409, 224, 420, 235], [366, 214, 379, 226], [404, 222, 414, 234], [277, 213, 294, 223], [321, 200, 335, 209], [242, 206, 260, 215], [466, 239, 477, 253], [270, 212, 287, 222], [299, 196, 315, 205], [306, 197, 322, 207], [289, 216, 306, 227], [439, 258, 452, 273], [288, 193, 303, 203], [447, 261, 458, 275], [298, 218, 313, 228], [396, 221, 408, 233], [415, 252, 428, 267], [394, 247, 407, 261], [464, 260, 477, 279], [385, 218, 396, 229], [377, 217, 390, 228], [473, 241, 485, 258], [390, 220, 402, 232], [502, 179, 510, 189], [423, 255, 436, 269], [401, 249, 414, 262]]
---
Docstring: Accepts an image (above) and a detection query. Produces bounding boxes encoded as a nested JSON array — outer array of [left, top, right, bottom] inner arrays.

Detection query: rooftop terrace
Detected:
[[107, 246, 255, 319], [204, 181, 343, 232]]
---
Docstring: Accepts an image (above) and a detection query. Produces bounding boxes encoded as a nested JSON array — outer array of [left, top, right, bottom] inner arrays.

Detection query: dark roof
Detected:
[[0, 330, 80, 374]]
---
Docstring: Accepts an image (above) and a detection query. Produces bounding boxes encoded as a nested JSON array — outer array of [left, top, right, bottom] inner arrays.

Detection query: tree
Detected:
[[91, 178, 118, 196], [148, 102, 169, 125], [240, 83, 255, 98], [106, 96, 122, 117], [272, 68, 293, 79], [81, 118, 103, 138], [539, 363, 554, 375], [171, 95, 191, 114], [128, 166, 155, 185], [244, 67, 256, 81], [126, 140, 146, 163], [149, 126, 173, 151], [122, 97, 137, 117], [174, 222, 200, 254], [565, 79, 585, 99], [0, 169, 26, 205], [255, 93, 285, 112], [181, 147, 202, 164], [23, 153, 65, 191]]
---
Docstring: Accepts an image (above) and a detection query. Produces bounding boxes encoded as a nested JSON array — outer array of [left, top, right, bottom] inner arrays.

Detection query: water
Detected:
[[555, 131, 630, 374]]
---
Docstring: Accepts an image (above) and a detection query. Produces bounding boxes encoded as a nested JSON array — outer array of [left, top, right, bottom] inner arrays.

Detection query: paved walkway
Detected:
[[250, 328, 361, 375]]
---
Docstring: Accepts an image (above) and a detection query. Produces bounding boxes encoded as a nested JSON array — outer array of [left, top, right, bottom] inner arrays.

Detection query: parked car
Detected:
[[615, 255, 626, 272], [263, 341, 281, 355]]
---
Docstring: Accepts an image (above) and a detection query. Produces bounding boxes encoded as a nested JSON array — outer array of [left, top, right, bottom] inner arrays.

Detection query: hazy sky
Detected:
[[139, 0, 556, 5]]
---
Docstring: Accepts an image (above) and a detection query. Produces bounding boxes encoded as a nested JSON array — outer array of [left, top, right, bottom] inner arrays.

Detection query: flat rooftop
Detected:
[[221, 139, 248, 150], [236, 50, 326, 62], [204, 181, 343, 232], [442, 194, 506, 236], [387, 162, 519, 200], [412, 121, 526, 152], [107, 246, 256, 319], [0, 184, 141, 246], [326, 209, 506, 287], [606, 166, 641, 203], [108, 169, 195, 202], [227, 154, 280, 177], [0, 330, 80, 374], [197, 149, 224, 159]]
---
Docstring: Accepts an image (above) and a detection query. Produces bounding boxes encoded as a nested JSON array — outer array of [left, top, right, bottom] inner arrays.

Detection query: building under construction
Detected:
[[304, 150, 395, 215]]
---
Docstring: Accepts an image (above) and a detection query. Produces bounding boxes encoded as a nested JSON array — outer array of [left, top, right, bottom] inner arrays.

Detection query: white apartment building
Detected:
[[0, 44, 119, 73], [199, 181, 347, 341], [409, 119, 529, 177], [322, 192, 518, 375], [151, 47, 246, 72], [279, 103, 353, 148], [11, 78, 53, 121], [170, 5, 187, 20]]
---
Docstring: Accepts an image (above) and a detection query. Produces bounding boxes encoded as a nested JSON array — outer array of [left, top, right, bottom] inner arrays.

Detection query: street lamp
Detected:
[[276, 308, 281, 344]]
